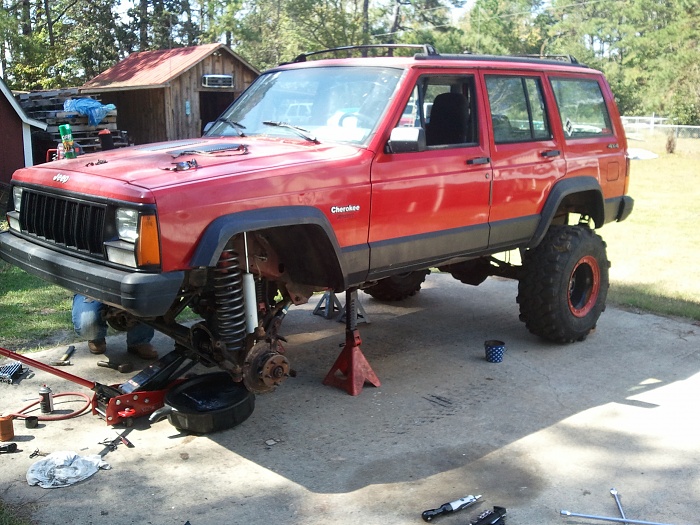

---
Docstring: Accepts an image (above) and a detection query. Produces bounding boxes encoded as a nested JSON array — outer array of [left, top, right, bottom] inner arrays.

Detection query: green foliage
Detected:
[[1, 0, 699, 120]]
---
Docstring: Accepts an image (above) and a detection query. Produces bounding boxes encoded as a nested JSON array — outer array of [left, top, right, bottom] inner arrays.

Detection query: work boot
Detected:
[[88, 339, 107, 354], [127, 343, 158, 360]]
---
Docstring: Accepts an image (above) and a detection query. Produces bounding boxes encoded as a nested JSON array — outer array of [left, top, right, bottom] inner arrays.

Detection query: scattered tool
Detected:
[[560, 510, 680, 525], [561, 487, 684, 525], [97, 360, 134, 373], [422, 494, 481, 522], [471, 506, 507, 525], [29, 448, 48, 458], [114, 430, 134, 448], [611, 488, 628, 524], [50, 345, 76, 366], [0, 361, 24, 384], [0, 443, 18, 454], [99, 430, 134, 453]]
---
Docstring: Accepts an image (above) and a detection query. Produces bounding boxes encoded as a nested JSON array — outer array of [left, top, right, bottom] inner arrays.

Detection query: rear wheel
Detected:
[[517, 225, 609, 343], [364, 270, 430, 301]]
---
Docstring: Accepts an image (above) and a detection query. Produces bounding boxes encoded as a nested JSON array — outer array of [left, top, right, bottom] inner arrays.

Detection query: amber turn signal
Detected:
[[136, 215, 161, 266]]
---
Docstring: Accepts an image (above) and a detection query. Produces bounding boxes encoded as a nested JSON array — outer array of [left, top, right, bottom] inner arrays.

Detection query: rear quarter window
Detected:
[[485, 75, 551, 144], [550, 77, 613, 139]]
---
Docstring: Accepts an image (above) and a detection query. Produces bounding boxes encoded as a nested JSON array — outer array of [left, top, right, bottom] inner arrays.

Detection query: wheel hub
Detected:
[[568, 255, 601, 318], [242, 340, 290, 394]]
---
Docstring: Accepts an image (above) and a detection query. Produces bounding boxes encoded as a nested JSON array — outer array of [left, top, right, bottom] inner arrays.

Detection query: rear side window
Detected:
[[485, 76, 551, 144], [551, 78, 613, 138]]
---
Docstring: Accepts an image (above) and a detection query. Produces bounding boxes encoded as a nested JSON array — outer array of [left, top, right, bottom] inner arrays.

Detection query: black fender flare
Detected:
[[528, 176, 605, 249], [190, 206, 347, 286]]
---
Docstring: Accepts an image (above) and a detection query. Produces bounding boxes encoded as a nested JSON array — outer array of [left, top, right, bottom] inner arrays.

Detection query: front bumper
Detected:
[[0, 231, 184, 317]]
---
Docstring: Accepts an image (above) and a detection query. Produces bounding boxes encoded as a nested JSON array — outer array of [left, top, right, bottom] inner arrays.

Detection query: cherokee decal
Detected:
[[331, 205, 360, 214]]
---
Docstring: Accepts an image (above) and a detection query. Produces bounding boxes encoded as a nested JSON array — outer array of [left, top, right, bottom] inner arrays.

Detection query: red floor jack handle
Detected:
[[0, 346, 175, 426], [0, 346, 97, 390]]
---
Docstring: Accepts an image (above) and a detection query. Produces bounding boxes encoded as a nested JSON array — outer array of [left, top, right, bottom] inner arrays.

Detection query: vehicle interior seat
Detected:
[[425, 92, 470, 146]]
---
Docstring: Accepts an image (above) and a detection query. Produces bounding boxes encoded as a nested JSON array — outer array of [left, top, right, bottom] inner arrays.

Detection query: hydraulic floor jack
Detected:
[[0, 346, 196, 426]]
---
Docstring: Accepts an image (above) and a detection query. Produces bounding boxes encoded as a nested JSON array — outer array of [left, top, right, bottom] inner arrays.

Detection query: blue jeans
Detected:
[[71, 295, 154, 346]]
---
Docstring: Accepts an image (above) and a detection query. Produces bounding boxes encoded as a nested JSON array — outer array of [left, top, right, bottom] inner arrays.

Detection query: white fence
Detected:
[[622, 116, 700, 139]]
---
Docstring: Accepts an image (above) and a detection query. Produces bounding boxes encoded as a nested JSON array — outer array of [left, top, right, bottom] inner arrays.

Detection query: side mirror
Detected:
[[387, 127, 426, 153]]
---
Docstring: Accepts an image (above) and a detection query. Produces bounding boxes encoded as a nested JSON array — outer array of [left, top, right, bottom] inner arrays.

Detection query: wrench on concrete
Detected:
[[560, 510, 680, 525], [610, 488, 628, 524]]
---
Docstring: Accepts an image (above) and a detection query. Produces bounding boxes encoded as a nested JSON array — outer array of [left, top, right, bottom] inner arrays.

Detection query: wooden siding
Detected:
[[167, 52, 257, 141], [100, 89, 167, 145]]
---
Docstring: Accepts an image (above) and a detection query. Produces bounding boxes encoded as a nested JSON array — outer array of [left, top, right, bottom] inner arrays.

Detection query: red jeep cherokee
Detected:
[[1, 45, 633, 395]]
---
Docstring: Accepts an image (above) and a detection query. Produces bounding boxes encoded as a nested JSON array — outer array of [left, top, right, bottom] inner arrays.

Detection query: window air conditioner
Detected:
[[202, 74, 234, 88]]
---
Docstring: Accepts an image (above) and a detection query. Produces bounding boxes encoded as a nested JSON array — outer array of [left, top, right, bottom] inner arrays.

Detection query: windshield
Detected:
[[205, 66, 404, 145]]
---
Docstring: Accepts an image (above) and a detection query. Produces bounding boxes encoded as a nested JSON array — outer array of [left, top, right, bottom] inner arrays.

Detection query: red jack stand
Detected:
[[323, 290, 380, 396]]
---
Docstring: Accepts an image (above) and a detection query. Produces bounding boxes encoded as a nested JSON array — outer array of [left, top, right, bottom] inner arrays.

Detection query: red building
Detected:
[[0, 77, 47, 205]]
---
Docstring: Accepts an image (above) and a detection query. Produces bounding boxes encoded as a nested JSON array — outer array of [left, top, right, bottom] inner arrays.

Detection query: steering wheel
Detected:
[[338, 112, 374, 127]]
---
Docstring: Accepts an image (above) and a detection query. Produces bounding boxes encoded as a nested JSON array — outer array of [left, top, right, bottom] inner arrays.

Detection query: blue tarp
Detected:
[[64, 98, 116, 126]]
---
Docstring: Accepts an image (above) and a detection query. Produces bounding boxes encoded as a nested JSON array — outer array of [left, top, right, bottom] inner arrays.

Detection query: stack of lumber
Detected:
[[16, 87, 129, 153]]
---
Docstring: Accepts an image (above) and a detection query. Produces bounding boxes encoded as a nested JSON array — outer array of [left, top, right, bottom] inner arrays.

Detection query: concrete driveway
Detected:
[[0, 273, 698, 525]]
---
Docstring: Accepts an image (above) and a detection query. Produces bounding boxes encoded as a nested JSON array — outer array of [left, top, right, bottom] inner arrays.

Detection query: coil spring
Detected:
[[213, 249, 247, 353]]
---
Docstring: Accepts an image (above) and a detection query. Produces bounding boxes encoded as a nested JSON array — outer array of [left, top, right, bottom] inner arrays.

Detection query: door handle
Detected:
[[466, 157, 490, 165], [541, 149, 561, 158]]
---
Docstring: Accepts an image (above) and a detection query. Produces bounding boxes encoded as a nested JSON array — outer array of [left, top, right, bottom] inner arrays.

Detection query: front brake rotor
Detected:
[[242, 339, 290, 394]]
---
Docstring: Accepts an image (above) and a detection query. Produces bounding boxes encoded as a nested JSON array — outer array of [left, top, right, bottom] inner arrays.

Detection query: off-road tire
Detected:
[[517, 225, 609, 343], [364, 270, 430, 301]]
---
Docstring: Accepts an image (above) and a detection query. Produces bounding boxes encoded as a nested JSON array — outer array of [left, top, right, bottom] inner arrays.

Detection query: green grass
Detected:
[[604, 134, 700, 320], [0, 254, 76, 352]]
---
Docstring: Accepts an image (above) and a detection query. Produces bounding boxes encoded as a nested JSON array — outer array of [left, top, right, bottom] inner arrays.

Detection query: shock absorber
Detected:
[[213, 247, 247, 354]]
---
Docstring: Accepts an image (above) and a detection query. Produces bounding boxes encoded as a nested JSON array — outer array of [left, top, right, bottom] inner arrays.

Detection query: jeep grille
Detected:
[[20, 189, 107, 257]]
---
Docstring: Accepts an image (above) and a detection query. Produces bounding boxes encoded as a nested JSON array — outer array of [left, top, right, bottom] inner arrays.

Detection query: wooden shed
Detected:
[[0, 77, 47, 206], [80, 43, 259, 145]]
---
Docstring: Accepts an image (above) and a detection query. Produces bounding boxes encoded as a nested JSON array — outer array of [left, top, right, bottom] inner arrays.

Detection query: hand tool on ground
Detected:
[[560, 510, 681, 525], [99, 430, 134, 453], [0, 345, 196, 427], [114, 430, 134, 448], [471, 506, 507, 525], [611, 488, 628, 524], [29, 448, 48, 458], [0, 443, 18, 454], [97, 360, 134, 373], [50, 345, 75, 366], [0, 361, 24, 384], [422, 494, 481, 522]]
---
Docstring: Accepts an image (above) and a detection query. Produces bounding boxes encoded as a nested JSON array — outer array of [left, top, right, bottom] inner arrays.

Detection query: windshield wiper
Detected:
[[262, 121, 319, 143], [212, 118, 246, 136]]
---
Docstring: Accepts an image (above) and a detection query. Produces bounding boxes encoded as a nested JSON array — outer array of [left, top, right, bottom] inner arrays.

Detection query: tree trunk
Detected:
[[389, 0, 401, 45], [44, 0, 54, 46], [140, 0, 149, 50], [21, 0, 31, 36]]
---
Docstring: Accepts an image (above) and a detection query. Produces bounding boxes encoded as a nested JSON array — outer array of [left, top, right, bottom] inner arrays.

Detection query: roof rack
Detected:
[[414, 52, 588, 68], [289, 44, 439, 63], [514, 54, 581, 64]]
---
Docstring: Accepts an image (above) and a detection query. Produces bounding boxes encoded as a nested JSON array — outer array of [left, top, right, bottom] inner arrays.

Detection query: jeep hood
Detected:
[[15, 137, 365, 192]]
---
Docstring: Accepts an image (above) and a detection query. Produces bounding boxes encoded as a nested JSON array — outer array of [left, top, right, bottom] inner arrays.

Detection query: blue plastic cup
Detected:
[[484, 340, 506, 363]]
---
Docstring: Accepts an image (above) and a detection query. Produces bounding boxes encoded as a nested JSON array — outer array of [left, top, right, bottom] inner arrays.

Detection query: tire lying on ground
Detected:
[[517, 225, 610, 343], [364, 269, 431, 301]]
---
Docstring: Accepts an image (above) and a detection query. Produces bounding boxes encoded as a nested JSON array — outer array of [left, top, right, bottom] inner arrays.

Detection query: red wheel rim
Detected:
[[568, 255, 600, 317]]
